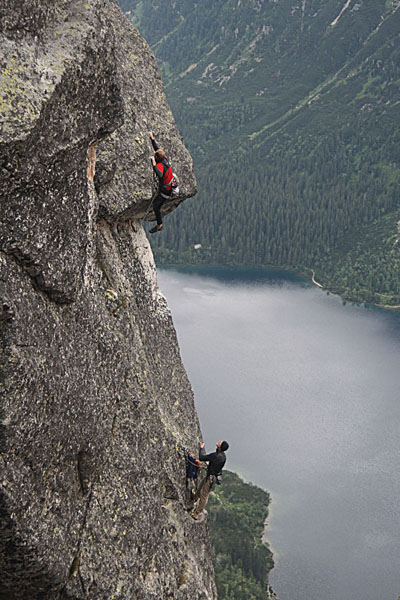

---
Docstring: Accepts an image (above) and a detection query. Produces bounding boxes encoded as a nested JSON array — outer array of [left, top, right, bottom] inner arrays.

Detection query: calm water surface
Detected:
[[158, 266, 400, 600]]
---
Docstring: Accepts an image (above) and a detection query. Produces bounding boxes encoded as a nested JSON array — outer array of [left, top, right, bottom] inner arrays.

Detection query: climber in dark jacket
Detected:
[[149, 131, 173, 233], [192, 440, 229, 519]]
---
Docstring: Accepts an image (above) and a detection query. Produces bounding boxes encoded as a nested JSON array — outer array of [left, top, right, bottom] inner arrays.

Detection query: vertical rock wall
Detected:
[[0, 1, 214, 599]]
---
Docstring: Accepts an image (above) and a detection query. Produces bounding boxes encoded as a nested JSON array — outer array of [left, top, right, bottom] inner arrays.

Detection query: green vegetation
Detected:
[[207, 471, 274, 600], [120, 0, 400, 306], [316, 209, 400, 305]]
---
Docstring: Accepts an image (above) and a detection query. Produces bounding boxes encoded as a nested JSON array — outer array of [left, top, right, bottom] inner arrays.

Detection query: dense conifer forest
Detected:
[[120, 0, 400, 305], [207, 471, 274, 600]]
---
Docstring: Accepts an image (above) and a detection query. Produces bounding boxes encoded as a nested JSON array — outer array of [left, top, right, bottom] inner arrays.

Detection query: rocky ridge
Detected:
[[0, 1, 214, 599]]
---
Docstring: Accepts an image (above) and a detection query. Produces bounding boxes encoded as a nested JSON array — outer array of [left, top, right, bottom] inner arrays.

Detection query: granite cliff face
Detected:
[[0, 1, 215, 599]]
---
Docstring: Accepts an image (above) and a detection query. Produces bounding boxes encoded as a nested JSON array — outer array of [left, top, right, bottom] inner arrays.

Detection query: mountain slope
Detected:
[[121, 0, 400, 305]]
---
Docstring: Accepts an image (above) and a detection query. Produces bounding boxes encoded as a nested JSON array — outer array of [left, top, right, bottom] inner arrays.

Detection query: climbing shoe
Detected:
[[149, 224, 163, 234]]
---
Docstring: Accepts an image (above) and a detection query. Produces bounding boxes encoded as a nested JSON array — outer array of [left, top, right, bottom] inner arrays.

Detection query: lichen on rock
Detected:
[[0, 1, 211, 599]]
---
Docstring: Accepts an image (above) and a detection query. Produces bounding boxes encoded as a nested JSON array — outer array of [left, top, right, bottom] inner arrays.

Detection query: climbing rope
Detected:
[[142, 194, 155, 222]]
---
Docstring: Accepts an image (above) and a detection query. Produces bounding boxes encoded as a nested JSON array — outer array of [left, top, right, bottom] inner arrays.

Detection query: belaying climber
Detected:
[[192, 440, 229, 520], [148, 131, 174, 233]]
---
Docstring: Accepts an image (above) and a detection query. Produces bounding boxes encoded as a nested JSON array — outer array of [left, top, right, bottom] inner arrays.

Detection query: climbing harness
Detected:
[[143, 156, 180, 222]]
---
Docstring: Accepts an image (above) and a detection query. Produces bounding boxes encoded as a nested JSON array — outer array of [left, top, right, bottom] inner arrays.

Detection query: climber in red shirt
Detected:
[[149, 131, 174, 233]]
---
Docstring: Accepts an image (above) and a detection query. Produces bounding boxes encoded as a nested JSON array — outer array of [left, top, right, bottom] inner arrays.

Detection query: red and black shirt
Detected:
[[151, 137, 173, 194]]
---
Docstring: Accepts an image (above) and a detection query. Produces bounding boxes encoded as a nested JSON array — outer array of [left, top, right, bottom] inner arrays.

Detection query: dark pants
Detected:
[[153, 193, 170, 225]]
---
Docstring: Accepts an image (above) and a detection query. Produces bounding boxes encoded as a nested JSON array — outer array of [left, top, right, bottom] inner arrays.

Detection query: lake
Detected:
[[158, 266, 400, 600]]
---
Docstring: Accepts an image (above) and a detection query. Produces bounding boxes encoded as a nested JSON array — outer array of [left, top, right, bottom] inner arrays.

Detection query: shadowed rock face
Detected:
[[0, 1, 212, 599]]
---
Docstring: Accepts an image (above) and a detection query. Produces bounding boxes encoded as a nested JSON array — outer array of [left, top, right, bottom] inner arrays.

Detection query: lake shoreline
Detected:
[[158, 261, 400, 311]]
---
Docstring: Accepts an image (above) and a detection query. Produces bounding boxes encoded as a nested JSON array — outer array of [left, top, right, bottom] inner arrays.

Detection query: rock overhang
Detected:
[[0, 0, 196, 304]]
